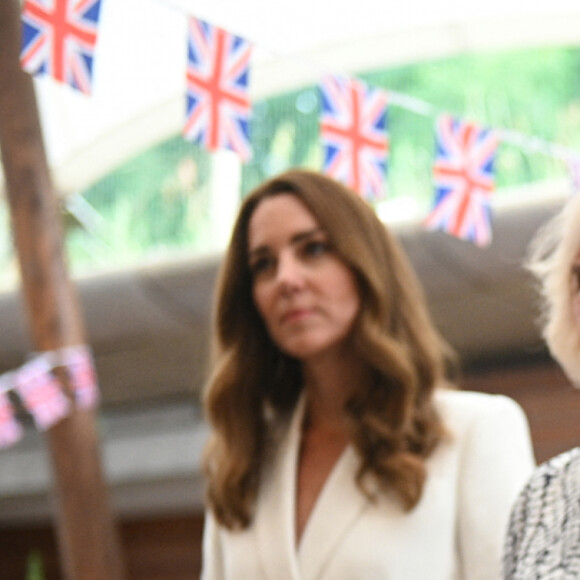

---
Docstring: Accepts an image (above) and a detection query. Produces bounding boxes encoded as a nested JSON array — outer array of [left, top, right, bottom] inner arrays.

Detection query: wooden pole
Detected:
[[0, 2, 127, 579]]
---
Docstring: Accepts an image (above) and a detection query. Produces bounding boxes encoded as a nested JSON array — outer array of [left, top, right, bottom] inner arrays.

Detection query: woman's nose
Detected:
[[276, 253, 305, 291]]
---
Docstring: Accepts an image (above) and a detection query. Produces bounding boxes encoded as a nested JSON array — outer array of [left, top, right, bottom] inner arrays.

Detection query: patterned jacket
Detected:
[[504, 447, 580, 579]]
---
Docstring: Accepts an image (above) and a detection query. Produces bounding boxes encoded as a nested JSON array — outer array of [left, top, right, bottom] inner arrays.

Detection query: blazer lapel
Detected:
[[254, 397, 305, 580], [297, 446, 369, 580]]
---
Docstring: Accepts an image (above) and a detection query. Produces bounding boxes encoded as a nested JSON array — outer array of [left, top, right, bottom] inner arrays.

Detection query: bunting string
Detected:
[[17, 0, 580, 248], [0, 345, 100, 450]]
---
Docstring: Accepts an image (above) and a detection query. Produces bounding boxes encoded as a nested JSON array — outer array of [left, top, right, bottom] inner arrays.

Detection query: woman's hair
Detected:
[[203, 169, 455, 530], [526, 193, 580, 384]]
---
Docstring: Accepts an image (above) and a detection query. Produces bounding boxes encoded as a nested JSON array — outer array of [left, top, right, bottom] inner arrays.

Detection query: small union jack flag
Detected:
[[184, 17, 253, 161], [0, 391, 23, 450], [61, 345, 100, 410], [14, 356, 70, 430], [20, 0, 103, 95], [319, 74, 389, 201], [424, 115, 498, 247]]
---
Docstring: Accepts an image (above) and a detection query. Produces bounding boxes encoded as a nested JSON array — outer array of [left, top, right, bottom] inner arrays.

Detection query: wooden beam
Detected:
[[0, 1, 126, 579]]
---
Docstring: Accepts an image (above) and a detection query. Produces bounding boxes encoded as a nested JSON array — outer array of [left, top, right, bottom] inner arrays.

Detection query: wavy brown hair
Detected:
[[202, 169, 455, 530]]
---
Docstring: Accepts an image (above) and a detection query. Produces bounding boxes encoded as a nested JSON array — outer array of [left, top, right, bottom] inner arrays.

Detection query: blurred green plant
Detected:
[[24, 550, 45, 580]]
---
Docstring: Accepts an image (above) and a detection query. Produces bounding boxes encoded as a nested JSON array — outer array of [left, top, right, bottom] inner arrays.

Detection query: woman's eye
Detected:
[[303, 240, 329, 257], [249, 256, 274, 277]]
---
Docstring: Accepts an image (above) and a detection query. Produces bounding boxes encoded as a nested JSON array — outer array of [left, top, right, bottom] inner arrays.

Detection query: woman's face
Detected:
[[247, 193, 360, 363], [572, 250, 580, 330]]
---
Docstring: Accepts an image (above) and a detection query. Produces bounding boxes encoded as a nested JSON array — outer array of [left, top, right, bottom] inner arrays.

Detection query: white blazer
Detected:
[[201, 389, 535, 580]]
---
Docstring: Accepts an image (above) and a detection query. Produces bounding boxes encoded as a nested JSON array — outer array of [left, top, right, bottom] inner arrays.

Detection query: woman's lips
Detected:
[[281, 308, 313, 324]]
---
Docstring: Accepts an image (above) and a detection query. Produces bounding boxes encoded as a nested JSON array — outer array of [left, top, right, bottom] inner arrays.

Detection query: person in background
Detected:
[[201, 169, 535, 580], [504, 193, 580, 579]]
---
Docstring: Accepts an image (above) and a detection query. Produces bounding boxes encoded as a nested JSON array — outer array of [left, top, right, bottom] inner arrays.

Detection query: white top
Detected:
[[202, 389, 535, 580]]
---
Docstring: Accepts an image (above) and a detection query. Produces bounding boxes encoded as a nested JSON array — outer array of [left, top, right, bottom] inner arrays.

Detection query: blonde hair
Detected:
[[526, 193, 580, 384], [203, 169, 455, 530]]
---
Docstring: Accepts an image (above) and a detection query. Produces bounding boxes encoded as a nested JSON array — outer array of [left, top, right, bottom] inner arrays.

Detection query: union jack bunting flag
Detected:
[[20, 0, 103, 95], [424, 115, 498, 247], [319, 74, 389, 201], [61, 345, 100, 410], [184, 17, 253, 161], [14, 356, 71, 431], [0, 391, 23, 450]]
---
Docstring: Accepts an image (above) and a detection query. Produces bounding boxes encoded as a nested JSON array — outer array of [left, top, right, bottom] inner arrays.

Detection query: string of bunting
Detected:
[[18, 0, 580, 248], [0, 345, 100, 450]]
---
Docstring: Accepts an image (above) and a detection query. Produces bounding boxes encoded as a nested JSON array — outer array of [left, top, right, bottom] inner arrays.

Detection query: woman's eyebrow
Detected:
[[248, 228, 324, 259], [290, 228, 324, 245]]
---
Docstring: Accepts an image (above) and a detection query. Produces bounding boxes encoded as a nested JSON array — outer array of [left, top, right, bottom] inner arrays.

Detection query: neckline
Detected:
[[292, 394, 351, 550]]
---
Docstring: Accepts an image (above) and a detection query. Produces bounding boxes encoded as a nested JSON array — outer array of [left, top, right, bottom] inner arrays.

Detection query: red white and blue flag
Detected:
[[0, 391, 23, 450], [14, 357, 71, 430], [184, 17, 253, 161], [319, 74, 389, 201], [20, 0, 103, 95], [61, 345, 100, 410], [424, 115, 498, 247]]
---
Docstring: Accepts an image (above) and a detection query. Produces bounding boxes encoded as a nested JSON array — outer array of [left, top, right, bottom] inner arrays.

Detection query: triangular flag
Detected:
[[0, 390, 23, 449], [61, 345, 100, 410], [425, 115, 498, 247], [14, 356, 71, 430], [319, 73, 389, 201], [184, 16, 253, 160], [20, 0, 104, 95]]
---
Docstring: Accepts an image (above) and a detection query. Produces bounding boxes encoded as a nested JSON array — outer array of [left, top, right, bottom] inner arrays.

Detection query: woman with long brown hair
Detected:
[[201, 169, 534, 580]]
